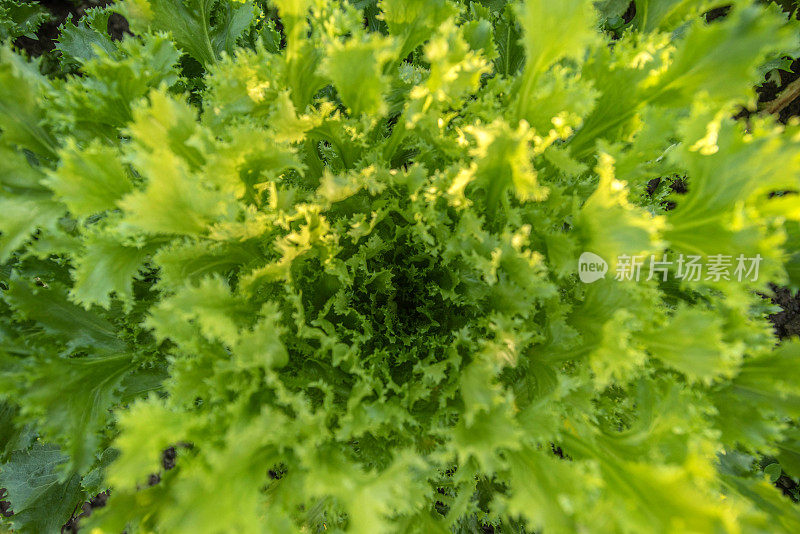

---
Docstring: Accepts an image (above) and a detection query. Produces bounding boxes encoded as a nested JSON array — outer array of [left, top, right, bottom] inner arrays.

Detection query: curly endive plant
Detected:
[[1, 0, 800, 532]]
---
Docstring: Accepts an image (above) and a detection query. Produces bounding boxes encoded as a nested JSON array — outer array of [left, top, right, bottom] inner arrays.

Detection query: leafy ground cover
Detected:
[[1, 0, 800, 533]]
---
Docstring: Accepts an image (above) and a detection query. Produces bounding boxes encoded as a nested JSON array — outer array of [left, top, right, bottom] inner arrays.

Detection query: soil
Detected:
[[61, 492, 108, 534], [59, 447, 177, 532], [756, 58, 800, 122], [770, 285, 800, 340], [14, 0, 128, 57], [0, 489, 11, 518]]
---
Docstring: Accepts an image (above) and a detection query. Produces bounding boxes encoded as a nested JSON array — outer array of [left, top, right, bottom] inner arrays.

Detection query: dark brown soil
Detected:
[[0, 488, 11, 518], [757, 58, 800, 122], [769, 285, 800, 340], [14, 0, 128, 57], [61, 491, 108, 534], [60, 447, 177, 532]]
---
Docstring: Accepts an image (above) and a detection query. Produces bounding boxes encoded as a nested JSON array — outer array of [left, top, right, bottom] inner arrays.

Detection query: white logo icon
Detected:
[[578, 252, 608, 283]]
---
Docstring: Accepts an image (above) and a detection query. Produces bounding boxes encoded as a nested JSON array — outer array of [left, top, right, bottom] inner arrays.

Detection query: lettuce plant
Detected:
[[1, 0, 800, 532]]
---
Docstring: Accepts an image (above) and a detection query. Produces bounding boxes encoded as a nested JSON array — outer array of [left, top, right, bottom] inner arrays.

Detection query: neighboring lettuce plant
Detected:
[[1, 0, 800, 532], [0, 0, 49, 42]]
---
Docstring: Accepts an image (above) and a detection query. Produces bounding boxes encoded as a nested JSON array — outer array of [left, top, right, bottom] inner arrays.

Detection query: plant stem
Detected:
[[761, 77, 800, 116]]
